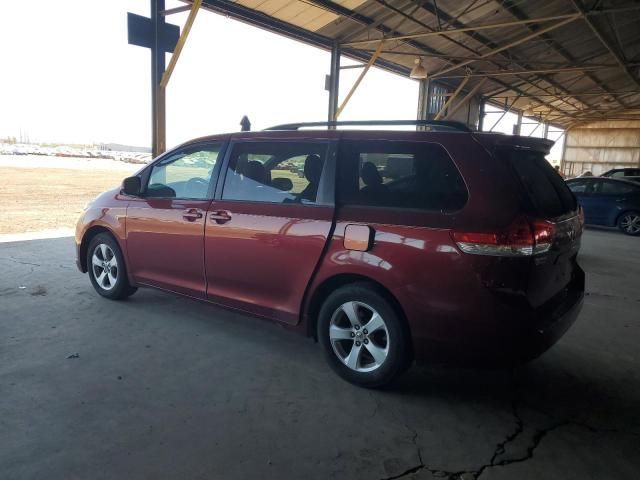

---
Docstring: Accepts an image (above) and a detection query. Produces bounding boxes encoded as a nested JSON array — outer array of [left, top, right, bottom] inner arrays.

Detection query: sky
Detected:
[[0, 0, 416, 148], [0, 0, 561, 159]]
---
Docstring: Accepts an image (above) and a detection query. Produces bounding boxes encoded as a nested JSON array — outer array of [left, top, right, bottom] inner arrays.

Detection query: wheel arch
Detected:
[[304, 273, 412, 354], [79, 225, 119, 272]]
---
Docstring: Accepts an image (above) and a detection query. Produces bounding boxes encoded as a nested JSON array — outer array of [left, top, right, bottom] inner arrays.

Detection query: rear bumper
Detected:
[[412, 266, 585, 365]]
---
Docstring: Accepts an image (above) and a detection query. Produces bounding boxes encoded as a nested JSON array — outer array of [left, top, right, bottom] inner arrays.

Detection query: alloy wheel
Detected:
[[329, 301, 389, 372], [620, 213, 640, 235], [91, 243, 118, 291]]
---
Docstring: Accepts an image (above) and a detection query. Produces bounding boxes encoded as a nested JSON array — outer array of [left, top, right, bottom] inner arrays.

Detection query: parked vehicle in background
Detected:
[[601, 168, 640, 178], [566, 177, 640, 235], [76, 120, 585, 387]]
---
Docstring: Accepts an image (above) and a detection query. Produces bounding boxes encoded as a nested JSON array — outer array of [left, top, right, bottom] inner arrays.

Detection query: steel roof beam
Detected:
[[499, 0, 627, 109], [406, 1, 591, 116], [365, 0, 585, 117], [570, 0, 640, 91]]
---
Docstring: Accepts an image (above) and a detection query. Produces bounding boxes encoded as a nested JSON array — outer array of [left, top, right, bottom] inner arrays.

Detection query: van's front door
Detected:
[[126, 142, 225, 298], [204, 139, 335, 324]]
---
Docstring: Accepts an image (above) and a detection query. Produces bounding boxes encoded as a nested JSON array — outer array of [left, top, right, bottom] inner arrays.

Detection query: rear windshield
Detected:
[[499, 148, 576, 218]]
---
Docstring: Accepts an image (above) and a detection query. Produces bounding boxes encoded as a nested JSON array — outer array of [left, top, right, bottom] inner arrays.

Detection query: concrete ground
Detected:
[[1, 229, 638, 480]]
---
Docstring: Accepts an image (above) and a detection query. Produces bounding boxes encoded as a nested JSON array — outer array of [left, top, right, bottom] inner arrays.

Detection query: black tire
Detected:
[[87, 233, 137, 300], [317, 283, 412, 388], [617, 211, 640, 236]]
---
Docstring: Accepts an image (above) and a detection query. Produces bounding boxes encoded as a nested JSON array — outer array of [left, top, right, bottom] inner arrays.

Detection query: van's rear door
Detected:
[[499, 147, 582, 308]]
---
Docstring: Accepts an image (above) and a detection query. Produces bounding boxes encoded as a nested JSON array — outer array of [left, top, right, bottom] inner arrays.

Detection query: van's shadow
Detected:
[[392, 345, 640, 434]]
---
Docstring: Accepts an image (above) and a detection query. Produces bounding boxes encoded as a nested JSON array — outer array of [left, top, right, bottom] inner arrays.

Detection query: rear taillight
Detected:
[[452, 216, 555, 257]]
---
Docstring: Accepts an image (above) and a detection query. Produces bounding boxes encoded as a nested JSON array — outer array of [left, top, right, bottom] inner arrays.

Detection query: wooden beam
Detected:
[[437, 65, 611, 78], [434, 76, 470, 120], [335, 41, 384, 119], [160, 0, 203, 89], [431, 16, 580, 78], [344, 13, 582, 47], [443, 78, 488, 120]]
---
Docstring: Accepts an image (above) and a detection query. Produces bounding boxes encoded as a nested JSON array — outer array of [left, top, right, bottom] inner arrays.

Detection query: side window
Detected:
[[147, 144, 222, 199], [610, 171, 625, 178], [337, 141, 467, 211], [221, 142, 328, 204], [567, 181, 590, 193], [598, 181, 636, 195]]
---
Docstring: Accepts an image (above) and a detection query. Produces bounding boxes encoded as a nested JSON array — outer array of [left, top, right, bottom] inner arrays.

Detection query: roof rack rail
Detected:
[[264, 120, 472, 132]]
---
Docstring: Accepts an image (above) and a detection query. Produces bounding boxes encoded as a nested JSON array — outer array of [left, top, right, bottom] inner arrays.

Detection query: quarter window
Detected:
[[337, 141, 467, 211], [147, 144, 222, 199], [221, 142, 328, 204]]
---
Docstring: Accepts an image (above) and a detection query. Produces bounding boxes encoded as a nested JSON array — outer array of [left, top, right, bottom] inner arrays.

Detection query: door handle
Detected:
[[210, 210, 232, 224], [182, 208, 203, 221]]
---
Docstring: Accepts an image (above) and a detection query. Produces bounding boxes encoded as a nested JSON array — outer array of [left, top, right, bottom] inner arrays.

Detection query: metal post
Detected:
[[513, 111, 523, 135], [328, 42, 340, 122], [478, 97, 485, 131], [151, 0, 166, 157], [543, 122, 550, 139], [416, 79, 430, 121]]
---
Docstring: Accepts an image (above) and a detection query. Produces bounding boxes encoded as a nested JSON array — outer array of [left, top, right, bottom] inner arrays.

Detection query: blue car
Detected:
[[566, 177, 640, 236]]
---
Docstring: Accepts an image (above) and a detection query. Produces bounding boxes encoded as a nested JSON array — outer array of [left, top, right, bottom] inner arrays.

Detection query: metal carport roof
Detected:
[[191, 0, 640, 128]]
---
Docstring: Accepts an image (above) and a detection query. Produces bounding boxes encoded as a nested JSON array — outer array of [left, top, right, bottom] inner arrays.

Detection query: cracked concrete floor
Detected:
[[1, 229, 639, 480]]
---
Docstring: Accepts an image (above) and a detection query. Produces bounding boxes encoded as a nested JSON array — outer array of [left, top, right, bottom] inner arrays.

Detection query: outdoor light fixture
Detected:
[[410, 58, 427, 79]]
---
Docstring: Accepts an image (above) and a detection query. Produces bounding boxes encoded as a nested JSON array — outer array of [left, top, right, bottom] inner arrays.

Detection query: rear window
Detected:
[[500, 148, 577, 218], [337, 140, 468, 211]]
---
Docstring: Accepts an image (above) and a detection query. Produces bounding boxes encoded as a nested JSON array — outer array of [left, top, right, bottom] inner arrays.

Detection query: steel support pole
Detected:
[[513, 111, 523, 135], [151, 0, 166, 157], [328, 42, 340, 122], [416, 79, 430, 121], [478, 97, 485, 131]]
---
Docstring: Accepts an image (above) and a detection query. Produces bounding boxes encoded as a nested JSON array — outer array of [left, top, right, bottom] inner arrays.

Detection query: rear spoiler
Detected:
[[472, 133, 554, 155]]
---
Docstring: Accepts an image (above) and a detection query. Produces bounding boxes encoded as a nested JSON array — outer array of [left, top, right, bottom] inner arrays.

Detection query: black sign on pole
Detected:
[[127, 7, 179, 157], [127, 12, 180, 53]]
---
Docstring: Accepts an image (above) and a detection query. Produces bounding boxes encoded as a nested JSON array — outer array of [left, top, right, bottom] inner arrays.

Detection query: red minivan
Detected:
[[76, 120, 584, 387]]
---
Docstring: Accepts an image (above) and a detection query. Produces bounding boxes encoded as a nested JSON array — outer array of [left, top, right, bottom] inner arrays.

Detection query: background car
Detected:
[[566, 177, 640, 235], [601, 168, 640, 178]]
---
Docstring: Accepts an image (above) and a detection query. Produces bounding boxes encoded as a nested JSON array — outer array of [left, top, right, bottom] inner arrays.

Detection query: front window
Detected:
[[146, 144, 222, 199]]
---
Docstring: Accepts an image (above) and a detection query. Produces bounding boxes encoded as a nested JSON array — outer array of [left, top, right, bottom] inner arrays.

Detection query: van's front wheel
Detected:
[[318, 283, 411, 388], [87, 233, 137, 300]]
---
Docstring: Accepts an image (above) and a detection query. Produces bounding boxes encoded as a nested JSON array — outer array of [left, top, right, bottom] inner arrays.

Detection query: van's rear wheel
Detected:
[[87, 233, 137, 300], [618, 211, 640, 236], [318, 283, 411, 388]]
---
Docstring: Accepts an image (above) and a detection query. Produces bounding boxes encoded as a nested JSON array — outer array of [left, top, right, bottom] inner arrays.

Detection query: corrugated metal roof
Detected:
[[196, 0, 640, 127]]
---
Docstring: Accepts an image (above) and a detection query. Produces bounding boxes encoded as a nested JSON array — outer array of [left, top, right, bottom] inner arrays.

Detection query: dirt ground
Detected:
[[0, 165, 133, 234], [0, 155, 311, 235]]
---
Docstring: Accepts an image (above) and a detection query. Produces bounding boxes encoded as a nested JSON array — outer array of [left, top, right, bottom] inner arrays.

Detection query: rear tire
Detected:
[[617, 211, 640, 236], [87, 233, 137, 300], [317, 283, 411, 388]]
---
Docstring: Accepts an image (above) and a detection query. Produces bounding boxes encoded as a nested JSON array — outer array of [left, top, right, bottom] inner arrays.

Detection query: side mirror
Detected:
[[122, 176, 141, 196], [272, 177, 293, 191]]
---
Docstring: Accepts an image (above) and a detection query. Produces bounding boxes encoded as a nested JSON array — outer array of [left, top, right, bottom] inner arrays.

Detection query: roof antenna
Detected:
[[240, 115, 251, 132]]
